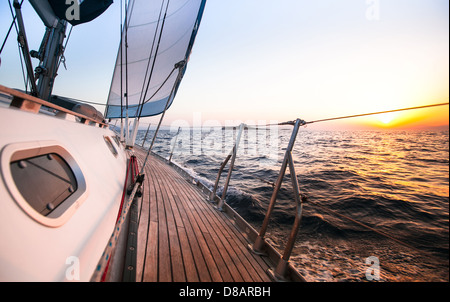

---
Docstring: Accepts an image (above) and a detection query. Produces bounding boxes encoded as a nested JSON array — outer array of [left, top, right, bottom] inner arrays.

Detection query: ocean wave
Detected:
[[300, 214, 347, 237], [161, 129, 448, 281]]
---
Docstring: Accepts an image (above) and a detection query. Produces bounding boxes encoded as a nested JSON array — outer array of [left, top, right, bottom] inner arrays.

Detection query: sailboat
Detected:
[[0, 0, 201, 282], [1, 0, 305, 282]]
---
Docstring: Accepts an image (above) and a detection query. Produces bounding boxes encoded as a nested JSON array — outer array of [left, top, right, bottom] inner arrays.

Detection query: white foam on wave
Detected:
[[170, 159, 215, 190]]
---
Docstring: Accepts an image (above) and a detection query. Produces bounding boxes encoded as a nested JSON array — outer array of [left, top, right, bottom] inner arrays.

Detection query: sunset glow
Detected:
[[0, 1, 448, 130], [362, 105, 450, 130], [378, 112, 400, 125]]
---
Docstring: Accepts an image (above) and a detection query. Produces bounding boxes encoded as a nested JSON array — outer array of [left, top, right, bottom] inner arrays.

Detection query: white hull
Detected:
[[0, 105, 128, 281]]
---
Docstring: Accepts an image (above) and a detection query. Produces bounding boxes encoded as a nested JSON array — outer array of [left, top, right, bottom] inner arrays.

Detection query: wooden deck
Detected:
[[133, 147, 274, 282]]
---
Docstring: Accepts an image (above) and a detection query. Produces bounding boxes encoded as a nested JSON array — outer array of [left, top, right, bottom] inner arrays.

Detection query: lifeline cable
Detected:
[[232, 102, 449, 129], [157, 102, 449, 265], [305, 102, 449, 125], [139, 62, 185, 175], [308, 200, 446, 265], [136, 0, 167, 118]]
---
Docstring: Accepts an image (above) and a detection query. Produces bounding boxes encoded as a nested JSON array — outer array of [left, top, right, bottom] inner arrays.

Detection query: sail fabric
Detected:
[[105, 0, 206, 119]]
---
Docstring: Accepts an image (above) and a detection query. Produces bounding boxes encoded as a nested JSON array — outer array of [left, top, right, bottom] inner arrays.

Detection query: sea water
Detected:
[[137, 128, 449, 282]]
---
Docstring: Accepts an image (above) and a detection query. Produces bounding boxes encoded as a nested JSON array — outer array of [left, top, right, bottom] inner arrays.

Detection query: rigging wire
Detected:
[[207, 157, 447, 263], [122, 0, 136, 113], [136, 0, 166, 117], [137, 0, 171, 120], [107, 65, 177, 123], [56, 25, 73, 71], [0, 0, 24, 56], [305, 102, 449, 125], [132, 100, 449, 131], [151, 101, 448, 264], [306, 199, 446, 264], [221, 102, 449, 130], [139, 63, 184, 175], [119, 0, 124, 126], [124, 0, 129, 111], [17, 42, 28, 93], [142, 66, 177, 106], [7, 0, 28, 92], [0, 11, 17, 56]]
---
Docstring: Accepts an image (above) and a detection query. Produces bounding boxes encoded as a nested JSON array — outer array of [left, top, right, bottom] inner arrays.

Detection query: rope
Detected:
[[179, 102, 449, 265], [7, 0, 27, 92], [141, 66, 177, 107], [72, 99, 107, 106], [305, 102, 449, 125], [216, 102, 449, 130], [310, 201, 417, 249], [139, 63, 185, 175], [94, 155, 142, 282], [136, 0, 166, 115], [219, 161, 447, 263], [137, 0, 171, 120], [56, 25, 73, 71], [0, 0, 21, 56], [98, 155, 137, 282], [119, 0, 124, 125], [308, 200, 446, 264]]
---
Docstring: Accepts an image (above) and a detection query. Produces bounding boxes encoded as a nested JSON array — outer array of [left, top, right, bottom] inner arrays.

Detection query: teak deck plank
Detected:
[[134, 148, 272, 282]]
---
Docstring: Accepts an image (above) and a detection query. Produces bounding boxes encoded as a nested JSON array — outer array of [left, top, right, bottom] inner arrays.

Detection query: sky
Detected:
[[0, 0, 448, 130]]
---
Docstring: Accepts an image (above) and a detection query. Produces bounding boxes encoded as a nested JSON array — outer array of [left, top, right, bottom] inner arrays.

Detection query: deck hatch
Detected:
[[1, 141, 88, 227], [10, 153, 78, 217]]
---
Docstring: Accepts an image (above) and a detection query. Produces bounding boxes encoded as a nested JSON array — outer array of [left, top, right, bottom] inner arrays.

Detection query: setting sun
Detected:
[[378, 112, 400, 125], [360, 104, 449, 130]]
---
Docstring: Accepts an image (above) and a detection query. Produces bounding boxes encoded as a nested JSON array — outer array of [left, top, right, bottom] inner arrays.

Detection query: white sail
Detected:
[[105, 0, 206, 119]]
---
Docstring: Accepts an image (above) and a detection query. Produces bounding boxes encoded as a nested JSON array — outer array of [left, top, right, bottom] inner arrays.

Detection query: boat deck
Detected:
[[133, 147, 273, 282]]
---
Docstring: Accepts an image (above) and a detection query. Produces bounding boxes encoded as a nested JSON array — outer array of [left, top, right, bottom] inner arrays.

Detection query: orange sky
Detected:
[[0, 1, 448, 132], [361, 106, 449, 130]]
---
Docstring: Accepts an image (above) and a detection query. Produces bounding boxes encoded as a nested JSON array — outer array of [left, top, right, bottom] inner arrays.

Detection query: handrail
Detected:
[[163, 118, 309, 281], [169, 126, 181, 163], [150, 147, 305, 281], [209, 153, 231, 202], [248, 118, 306, 281], [141, 123, 152, 147], [0, 84, 108, 128], [210, 123, 245, 211]]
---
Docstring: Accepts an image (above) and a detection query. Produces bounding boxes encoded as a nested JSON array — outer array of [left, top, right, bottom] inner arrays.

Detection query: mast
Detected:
[[15, 0, 113, 101], [33, 20, 67, 101], [14, 0, 67, 101], [13, 0, 38, 96]]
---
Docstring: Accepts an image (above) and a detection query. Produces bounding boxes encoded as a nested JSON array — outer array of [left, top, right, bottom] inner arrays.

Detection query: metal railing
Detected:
[[207, 119, 306, 281], [164, 119, 307, 281], [169, 126, 181, 163], [141, 101, 450, 281], [248, 118, 306, 281], [209, 123, 245, 211]]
